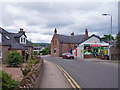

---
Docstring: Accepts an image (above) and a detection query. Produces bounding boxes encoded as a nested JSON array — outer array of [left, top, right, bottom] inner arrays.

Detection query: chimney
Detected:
[[85, 29, 88, 38], [54, 28, 57, 34], [19, 28, 25, 33], [71, 32, 74, 35]]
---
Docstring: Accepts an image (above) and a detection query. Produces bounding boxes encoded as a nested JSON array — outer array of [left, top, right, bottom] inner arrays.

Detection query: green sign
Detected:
[[84, 44, 90, 47]]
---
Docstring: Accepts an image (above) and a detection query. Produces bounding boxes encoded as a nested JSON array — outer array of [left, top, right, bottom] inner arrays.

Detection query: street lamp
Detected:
[[102, 14, 112, 41]]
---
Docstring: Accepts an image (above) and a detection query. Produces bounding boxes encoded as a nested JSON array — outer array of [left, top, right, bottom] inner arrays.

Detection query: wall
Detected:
[[61, 43, 70, 54], [51, 34, 60, 57], [110, 46, 120, 60], [77, 45, 84, 58], [2, 46, 10, 63]]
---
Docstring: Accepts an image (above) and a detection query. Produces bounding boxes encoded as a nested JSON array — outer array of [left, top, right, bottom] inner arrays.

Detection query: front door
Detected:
[[93, 47, 98, 58]]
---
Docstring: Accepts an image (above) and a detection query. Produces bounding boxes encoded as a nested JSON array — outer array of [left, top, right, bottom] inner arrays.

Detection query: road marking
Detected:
[[56, 64, 82, 90]]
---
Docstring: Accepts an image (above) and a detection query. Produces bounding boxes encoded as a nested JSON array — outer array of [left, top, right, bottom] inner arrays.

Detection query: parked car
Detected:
[[62, 53, 74, 59]]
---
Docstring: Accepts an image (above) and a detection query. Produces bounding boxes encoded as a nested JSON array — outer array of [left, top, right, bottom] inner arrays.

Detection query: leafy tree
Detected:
[[39, 44, 51, 55], [7, 51, 23, 67], [115, 32, 120, 49], [102, 34, 115, 41]]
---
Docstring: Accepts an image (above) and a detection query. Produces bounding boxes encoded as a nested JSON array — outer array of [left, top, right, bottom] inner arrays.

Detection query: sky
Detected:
[[0, 0, 119, 43]]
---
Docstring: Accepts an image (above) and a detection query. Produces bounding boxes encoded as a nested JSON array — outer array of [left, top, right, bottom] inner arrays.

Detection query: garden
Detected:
[[1, 51, 40, 89]]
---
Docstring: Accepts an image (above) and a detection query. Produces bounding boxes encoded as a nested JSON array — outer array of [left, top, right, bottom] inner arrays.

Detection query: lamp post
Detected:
[[102, 14, 112, 41], [102, 14, 112, 60]]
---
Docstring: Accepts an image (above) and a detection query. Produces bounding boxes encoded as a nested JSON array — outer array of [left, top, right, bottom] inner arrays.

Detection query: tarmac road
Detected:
[[42, 56, 119, 89]]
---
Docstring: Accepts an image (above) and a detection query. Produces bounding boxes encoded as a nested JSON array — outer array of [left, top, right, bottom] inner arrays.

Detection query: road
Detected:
[[42, 56, 118, 88]]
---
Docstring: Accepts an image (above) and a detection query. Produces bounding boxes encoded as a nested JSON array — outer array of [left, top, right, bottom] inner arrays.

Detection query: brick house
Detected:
[[51, 28, 88, 57], [0, 27, 33, 63]]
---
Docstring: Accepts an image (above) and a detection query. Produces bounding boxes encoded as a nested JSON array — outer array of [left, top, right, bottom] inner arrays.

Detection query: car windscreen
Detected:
[[66, 53, 71, 55]]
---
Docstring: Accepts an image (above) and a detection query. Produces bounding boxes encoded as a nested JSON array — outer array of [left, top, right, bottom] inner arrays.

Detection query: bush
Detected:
[[1, 70, 19, 90], [33, 51, 38, 55], [21, 56, 39, 76], [59, 54, 62, 57], [21, 63, 32, 76], [7, 51, 23, 67], [28, 56, 39, 65]]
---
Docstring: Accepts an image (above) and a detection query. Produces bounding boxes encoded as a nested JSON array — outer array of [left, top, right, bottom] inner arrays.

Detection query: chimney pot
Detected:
[[85, 28, 88, 38], [19, 28, 25, 33], [54, 28, 57, 34], [71, 32, 74, 35]]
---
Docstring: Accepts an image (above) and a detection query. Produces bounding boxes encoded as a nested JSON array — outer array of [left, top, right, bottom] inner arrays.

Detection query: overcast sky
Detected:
[[0, 0, 119, 43]]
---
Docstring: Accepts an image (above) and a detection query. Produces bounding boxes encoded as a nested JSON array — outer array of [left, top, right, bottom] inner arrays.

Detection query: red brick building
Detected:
[[51, 28, 88, 57]]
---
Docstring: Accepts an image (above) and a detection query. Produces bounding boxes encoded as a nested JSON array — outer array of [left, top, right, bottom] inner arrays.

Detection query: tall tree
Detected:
[[102, 34, 115, 41], [115, 32, 120, 49]]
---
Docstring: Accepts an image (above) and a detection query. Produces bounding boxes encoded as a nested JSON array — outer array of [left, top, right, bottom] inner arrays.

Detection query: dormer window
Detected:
[[20, 35, 26, 44], [5, 36, 10, 40]]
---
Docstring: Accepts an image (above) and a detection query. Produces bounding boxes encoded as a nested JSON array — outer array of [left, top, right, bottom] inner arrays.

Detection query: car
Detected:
[[62, 53, 74, 59]]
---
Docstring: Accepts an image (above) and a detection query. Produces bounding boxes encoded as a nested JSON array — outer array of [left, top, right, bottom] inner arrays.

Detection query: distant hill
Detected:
[[33, 43, 50, 46]]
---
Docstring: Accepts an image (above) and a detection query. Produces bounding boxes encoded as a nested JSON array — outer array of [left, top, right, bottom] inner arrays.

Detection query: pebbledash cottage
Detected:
[[0, 27, 33, 63], [51, 28, 88, 57]]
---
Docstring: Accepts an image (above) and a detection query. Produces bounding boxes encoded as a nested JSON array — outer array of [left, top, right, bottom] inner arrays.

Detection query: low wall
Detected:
[[14, 57, 44, 89], [84, 55, 93, 58]]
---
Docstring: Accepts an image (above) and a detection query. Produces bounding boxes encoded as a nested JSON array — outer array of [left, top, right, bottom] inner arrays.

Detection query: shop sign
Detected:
[[84, 44, 90, 47], [90, 44, 99, 47]]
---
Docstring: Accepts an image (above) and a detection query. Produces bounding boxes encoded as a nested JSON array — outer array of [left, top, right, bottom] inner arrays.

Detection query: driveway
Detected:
[[42, 56, 119, 89]]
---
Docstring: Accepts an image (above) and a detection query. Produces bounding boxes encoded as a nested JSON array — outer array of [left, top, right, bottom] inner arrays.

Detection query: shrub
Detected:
[[33, 51, 38, 55], [28, 56, 39, 65], [21, 56, 39, 76], [1, 70, 19, 90], [59, 54, 62, 57], [21, 63, 32, 76], [7, 51, 23, 67]]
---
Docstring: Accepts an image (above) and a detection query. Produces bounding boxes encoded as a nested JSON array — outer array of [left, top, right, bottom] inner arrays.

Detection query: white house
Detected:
[[73, 34, 110, 59]]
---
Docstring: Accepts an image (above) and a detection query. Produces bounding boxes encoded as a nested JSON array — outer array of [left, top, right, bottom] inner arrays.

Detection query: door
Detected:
[[93, 47, 98, 58]]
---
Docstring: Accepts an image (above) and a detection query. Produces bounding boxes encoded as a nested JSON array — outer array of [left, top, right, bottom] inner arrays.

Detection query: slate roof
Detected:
[[0, 27, 32, 50], [57, 34, 86, 43]]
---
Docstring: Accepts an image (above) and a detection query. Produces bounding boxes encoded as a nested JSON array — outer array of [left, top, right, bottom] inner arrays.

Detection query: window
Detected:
[[5, 36, 10, 40], [0, 50, 2, 58], [54, 48, 56, 55], [20, 35, 26, 44]]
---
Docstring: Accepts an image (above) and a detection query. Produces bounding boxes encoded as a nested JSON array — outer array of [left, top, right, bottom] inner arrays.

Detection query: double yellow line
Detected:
[[56, 64, 82, 90]]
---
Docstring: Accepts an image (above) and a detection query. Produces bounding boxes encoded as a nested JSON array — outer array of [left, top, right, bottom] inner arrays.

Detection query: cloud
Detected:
[[1, 1, 118, 43]]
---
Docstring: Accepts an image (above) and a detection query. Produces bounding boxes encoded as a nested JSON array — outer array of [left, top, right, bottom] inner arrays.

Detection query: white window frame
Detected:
[[20, 35, 26, 44]]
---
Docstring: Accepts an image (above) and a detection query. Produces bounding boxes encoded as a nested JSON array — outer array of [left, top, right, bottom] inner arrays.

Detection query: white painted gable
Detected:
[[82, 36, 107, 44]]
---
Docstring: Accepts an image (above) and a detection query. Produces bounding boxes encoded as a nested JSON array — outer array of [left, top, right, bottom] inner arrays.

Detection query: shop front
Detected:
[[83, 44, 109, 59], [72, 34, 110, 59]]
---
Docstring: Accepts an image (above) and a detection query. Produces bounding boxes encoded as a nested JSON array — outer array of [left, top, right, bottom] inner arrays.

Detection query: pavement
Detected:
[[39, 60, 71, 88], [83, 58, 120, 63]]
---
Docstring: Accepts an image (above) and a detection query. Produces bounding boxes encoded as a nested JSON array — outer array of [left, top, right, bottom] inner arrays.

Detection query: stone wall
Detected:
[[2, 46, 10, 64], [110, 46, 120, 60]]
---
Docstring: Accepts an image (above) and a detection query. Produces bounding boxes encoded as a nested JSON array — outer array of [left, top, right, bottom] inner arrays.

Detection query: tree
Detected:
[[102, 34, 115, 41], [115, 32, 120, 49], [7, 51, 23, 67]]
